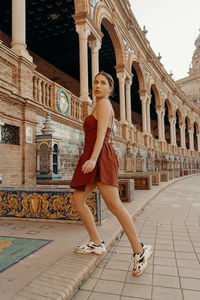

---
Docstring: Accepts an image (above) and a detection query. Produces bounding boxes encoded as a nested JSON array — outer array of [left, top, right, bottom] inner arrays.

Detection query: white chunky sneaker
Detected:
[[132, 243, 153, 277], [74, 241, 106, 255]]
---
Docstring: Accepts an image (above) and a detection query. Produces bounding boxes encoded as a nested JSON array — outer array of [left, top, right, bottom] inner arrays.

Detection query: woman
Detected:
[[70, 71, 153, 276]]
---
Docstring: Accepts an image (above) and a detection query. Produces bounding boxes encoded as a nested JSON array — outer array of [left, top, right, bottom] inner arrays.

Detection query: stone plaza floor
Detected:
[[0, 175, 200, 300], [72, 175, 200, 300]]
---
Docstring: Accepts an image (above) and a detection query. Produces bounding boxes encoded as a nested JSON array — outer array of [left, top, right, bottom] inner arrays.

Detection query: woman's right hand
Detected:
[[82, 160, 96, 174]]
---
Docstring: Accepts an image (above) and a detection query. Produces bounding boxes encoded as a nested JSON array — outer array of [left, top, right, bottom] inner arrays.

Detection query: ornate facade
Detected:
[[0, 0, 200, 221], [177, 31, 200, 106]]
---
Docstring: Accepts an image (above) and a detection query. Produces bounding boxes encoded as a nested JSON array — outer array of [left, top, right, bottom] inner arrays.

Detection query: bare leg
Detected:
[[97, 182, 143, 254], [70, 183, 101, 245]]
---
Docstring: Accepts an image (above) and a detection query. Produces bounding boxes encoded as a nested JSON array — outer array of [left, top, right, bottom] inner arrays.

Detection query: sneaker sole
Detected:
[[133, 247, 154, 277], [74, 249, 106, 255]]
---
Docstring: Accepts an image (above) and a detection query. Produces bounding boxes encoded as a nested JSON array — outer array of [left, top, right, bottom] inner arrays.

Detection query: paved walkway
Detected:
[[72, 175, 200, 300], [0, 175, 199, 300]]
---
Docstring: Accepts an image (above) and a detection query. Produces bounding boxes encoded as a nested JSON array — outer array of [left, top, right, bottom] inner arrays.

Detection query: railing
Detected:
[[33, 71, 84, 122], [33, 73, 53, 108]]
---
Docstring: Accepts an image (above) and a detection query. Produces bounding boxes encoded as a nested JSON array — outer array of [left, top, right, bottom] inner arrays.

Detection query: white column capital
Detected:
[[125, 77, 132, 87], [140, 95, 147, 103], [169, 117, 176, 124], [116, 72, 126, 82], [88, 38, 101, 51], [76, 24, 90, 39], [188, 129, 194, 134]]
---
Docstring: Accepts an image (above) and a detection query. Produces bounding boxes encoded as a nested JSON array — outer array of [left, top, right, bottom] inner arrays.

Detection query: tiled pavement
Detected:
[[72, 175, 200, 300], [0, 174, 200, 300]]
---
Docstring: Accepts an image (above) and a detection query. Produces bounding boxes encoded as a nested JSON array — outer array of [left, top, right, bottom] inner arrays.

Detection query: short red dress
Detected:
[[70, 114, 119, 191]]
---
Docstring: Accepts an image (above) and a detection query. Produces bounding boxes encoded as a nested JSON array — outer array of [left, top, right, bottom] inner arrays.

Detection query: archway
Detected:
[[130, 63, 143, 131], [175, 110, 181, 147], [164, 101, 171, 144], [185, 117, 190, 149], [99, 19, 123, 119], [150, 85, 158, 139], [194, 122, 198, 151]]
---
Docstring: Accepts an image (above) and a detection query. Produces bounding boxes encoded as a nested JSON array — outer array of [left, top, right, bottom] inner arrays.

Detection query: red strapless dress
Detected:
[[70, 114, 119, 191]]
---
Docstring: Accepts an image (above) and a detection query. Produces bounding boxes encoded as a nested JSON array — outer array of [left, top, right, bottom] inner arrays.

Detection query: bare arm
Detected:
[[82, 100, 111, 173]]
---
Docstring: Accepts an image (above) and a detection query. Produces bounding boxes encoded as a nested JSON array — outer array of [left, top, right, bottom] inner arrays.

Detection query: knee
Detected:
[[70, 195, 78, 209], [107, 204, 122, 216]]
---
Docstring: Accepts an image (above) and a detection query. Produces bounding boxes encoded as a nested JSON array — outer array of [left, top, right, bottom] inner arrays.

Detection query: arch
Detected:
[[185, 116, 190, 150], [164, 98, 173, 116], [194, 120, 200, 134], [194, 121, 199, 151], [175, 108, 183, 124], [185, 115, 192, 130], [175, 110, 181, 147], [132, 61, 146, 92], [94, 2, 125, 66], [164, 99, 172, 144], [150, 84, 160, 106]]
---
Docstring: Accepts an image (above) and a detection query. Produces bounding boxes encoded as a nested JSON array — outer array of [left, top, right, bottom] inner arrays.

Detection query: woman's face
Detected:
[[93, 74, 112, 99]]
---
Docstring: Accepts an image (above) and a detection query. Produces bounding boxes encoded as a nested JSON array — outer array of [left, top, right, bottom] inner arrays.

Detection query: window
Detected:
[[1, 124, 20, 145], [53, 144, 58, 174]]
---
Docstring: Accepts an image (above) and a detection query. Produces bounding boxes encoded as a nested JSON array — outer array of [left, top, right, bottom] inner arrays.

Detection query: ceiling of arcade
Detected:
[[0, 0, 116, 93], [0, 0, 143, 116]]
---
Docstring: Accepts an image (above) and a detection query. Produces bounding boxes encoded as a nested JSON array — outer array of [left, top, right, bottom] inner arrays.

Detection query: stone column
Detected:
[[189, 129, 194, 150], [76, 24, 90, 101], [179, 123, 186, 148], [161, 109, 165, 141], [117, 72, 126, 123], [197, 133, 200, 152], [146, 98, 151, 134], [156, 109, 163, 141], [169, 117, 176, 145], [89, 39, 101, 101], [11, 0, 32, 62], [140, 96, 147, 134], [125, 77, 132, 125]]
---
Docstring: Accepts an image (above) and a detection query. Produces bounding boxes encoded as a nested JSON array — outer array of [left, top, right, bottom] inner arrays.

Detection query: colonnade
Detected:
[[9, 0, 200, 153]]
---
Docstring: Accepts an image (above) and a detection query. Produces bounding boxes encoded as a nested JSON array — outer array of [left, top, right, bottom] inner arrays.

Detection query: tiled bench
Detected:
[[174, 170, 180, 178], [118, 179, 134, 202], [169, 170, 174, 180], [118, 174, 152, 190], [37, 179, 135, 203], [159, 171, 169, 182], [136, 172, 160, 186], [0, 186, 109, 225]]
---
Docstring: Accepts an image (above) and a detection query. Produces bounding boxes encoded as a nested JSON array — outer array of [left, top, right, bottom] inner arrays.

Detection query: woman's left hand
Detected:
[[82, 160, 96, 174]]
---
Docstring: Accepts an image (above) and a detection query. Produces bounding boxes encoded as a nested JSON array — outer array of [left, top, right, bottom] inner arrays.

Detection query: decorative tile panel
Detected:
[[0, 188, 106, 225]]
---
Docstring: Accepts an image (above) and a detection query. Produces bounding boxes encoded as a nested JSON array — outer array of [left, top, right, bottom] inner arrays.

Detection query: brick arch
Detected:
[[94, 2, 125, 66], [150, 84, 161, 106], [194, 120, 200, 134], [131, 61, 146, 92], [185, 115, 192, 129], [175, 108, 183, 124], [164, 99, 173, 116]]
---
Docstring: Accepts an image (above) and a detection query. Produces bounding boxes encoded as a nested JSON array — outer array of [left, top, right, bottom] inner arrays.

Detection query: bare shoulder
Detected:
[[97, 99, 113, 114]]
